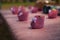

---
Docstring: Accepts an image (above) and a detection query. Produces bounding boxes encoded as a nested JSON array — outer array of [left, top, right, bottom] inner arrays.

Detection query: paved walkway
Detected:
[[1, 10, 60, 40]]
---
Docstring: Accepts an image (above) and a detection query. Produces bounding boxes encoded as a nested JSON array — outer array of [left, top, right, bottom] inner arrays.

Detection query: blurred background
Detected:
[[0, 0, 60, 40], [1, 0, 60, 9]]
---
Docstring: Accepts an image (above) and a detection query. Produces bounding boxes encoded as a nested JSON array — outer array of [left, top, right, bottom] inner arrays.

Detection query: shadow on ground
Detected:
[[0, 13, 16, 40]]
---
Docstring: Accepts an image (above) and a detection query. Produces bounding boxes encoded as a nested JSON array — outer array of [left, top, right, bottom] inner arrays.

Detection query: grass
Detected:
[[2, 2, 35, 9]]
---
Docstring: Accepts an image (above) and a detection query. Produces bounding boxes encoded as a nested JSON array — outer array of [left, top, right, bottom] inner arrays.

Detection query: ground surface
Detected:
[[1, 10, 60, 40], [0, 13, 13, 40]]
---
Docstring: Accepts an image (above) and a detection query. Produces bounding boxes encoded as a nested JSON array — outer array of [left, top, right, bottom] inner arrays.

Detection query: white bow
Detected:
[[18, 12, 23, 16]]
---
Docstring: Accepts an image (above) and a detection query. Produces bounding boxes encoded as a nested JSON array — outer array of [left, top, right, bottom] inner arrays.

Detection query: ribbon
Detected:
[[18, 12, 23, 16], [32, 17, 37, 23]]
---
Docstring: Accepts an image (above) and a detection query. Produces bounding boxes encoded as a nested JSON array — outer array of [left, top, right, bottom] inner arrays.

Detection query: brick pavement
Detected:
[[1, 10, 60, 40]]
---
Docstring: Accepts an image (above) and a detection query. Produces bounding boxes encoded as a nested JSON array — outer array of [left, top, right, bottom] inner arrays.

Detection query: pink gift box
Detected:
[[48, 9, 58, 18], [18, 10, 28, 21], [31, 15, 45, 29], [29, 6, 38, 13], [38, 8, 42, 11], [28, 6, 32, 9], [11, 6, 18, 14], [31, 7, 38, 13], [18, 6, 25, 14]]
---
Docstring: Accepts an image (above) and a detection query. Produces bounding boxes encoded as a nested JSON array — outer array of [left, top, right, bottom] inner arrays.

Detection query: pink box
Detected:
[[48, 9, 58, 18], [38, 8, 42, 11], [28, 6, 32, 9], [31, 15, 45, 29], [18, 10, 28, 21], [18, 6, 25, 14], [29, 6, 38, 13], [11, 6, 18, 14], [31, 7, 38, 13]]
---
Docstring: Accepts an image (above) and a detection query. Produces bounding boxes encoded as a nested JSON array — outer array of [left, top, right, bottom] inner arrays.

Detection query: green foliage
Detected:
[[2, 2, 35, 9]]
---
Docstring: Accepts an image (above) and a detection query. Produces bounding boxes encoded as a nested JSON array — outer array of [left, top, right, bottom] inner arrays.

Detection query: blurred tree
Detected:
[[54, 0, 60, 4], [0, 0, 2, 9], [29, 0, 36, 2], [55, 0, 59, 4], [15, 0, 18, 2], [23, 0, 26, 2]]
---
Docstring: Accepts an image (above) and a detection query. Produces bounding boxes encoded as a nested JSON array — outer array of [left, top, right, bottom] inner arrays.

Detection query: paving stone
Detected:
[[1, 10, 60, 40]]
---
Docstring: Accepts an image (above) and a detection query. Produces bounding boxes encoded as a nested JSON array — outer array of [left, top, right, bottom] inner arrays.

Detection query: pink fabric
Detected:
[[31, 7, 38, 13], [28, 6, 38, 13], [18, 10, 28, 21], [48, 10, 58, 18], [28, 5, 32, 9], [11, 6, 18, 14], [31, 15, 45, 29], [18, 6, 25, 14]]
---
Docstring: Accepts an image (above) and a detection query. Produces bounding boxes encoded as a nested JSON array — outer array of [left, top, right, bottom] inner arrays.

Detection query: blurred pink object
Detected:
[[48, 9, 58, 18], [11, 6, 18, 14], [31, 15, 45, 29], [28, 6, 38, 13], [28, 5, 32, 9], [18, 10, 28, 21], [31, 7, 38, 13], [38, 8, 42, 11], [18, 6, 25, 14]]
